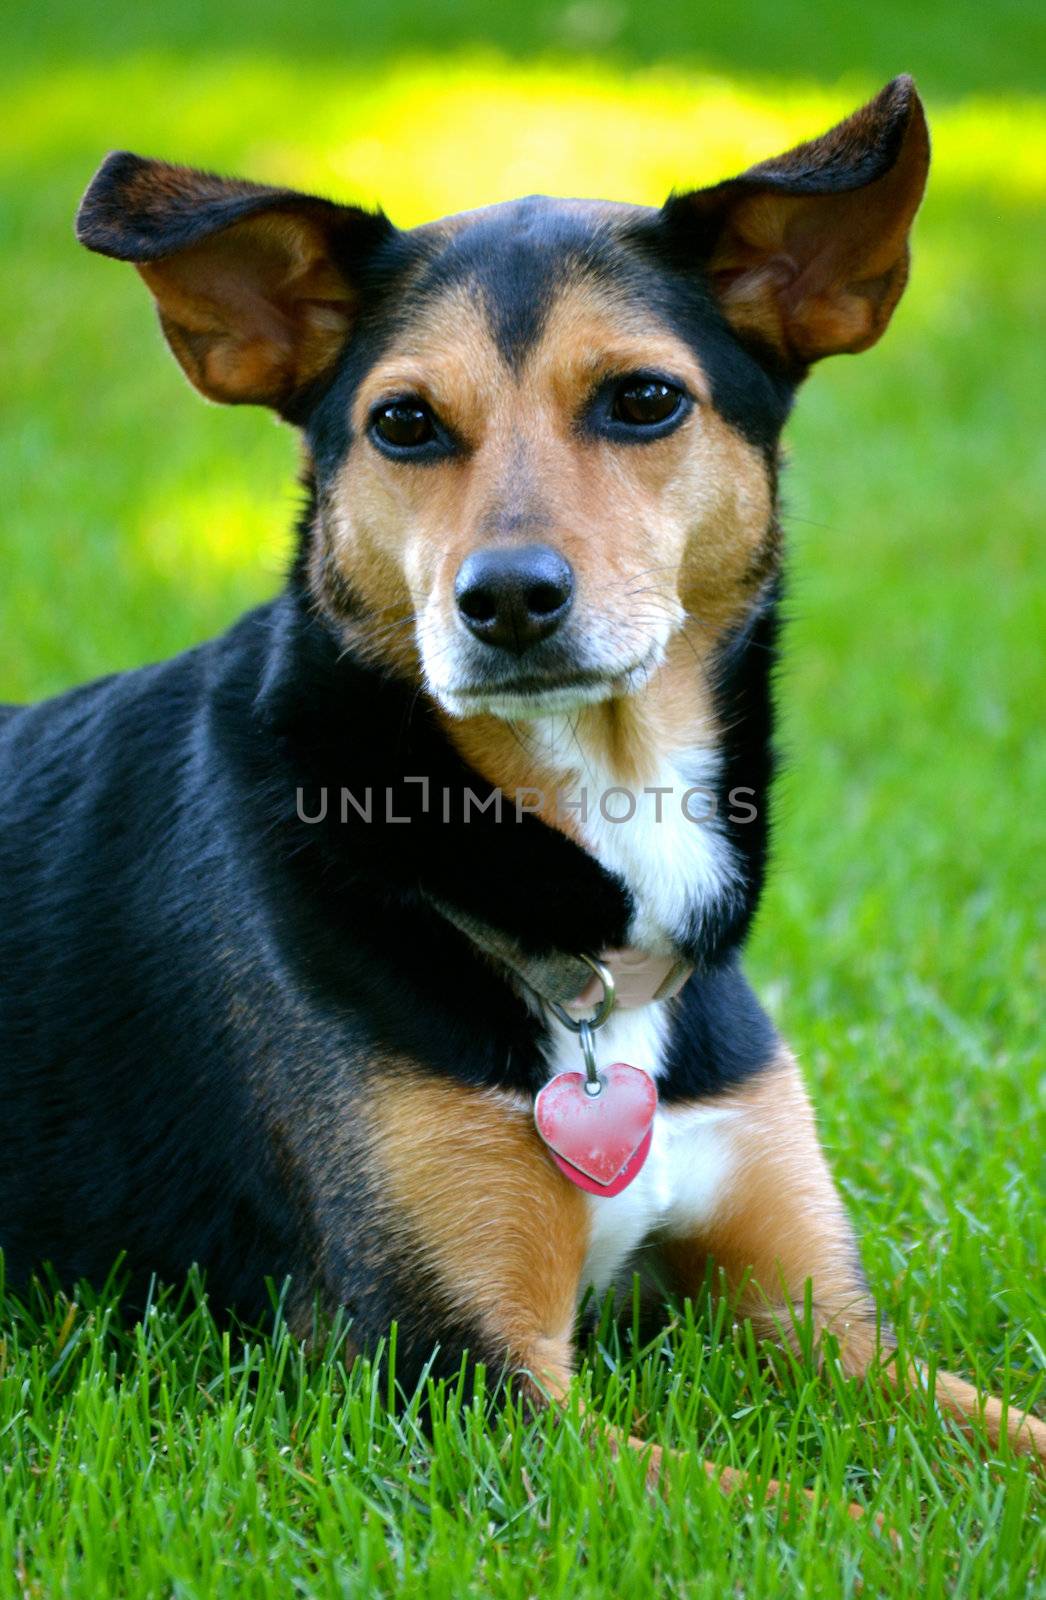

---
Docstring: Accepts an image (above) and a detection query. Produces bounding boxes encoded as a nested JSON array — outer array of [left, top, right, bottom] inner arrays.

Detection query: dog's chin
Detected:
[[430, 650, 662, 723], [439, 678, 614, 721]]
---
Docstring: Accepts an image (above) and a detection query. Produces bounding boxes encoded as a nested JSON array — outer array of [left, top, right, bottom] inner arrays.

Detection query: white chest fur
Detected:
[[542, 1009, 738, 1300], [527, 720, 737, 951]]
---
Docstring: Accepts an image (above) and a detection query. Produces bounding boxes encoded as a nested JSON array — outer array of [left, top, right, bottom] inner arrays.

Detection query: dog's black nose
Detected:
[[454, 545, 575, 653]]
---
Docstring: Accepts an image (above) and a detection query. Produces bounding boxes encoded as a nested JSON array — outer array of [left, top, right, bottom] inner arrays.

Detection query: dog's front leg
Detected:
[[658, 1049, 1046, 1466], [360, 1068, 588, 1400]]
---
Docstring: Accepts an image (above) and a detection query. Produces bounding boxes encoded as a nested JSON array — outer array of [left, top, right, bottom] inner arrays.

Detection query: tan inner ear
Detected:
[[708, 138, 927, 363], [138, 212, 356, 407]]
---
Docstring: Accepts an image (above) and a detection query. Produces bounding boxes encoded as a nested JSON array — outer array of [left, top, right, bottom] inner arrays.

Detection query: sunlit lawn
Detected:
[[1, 6, 1044, 1595]]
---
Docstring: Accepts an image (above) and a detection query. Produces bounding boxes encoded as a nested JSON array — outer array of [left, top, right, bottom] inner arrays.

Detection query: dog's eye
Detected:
[[372, 402, 435, 450], [612, 379, 683, 427]]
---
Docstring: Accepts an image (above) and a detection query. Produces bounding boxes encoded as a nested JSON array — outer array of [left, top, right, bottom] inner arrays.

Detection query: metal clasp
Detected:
[[546, 954, 616, 1097]]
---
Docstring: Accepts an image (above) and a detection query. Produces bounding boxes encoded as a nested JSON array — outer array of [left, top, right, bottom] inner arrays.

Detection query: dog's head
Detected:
[[78, 78, 927, 740]]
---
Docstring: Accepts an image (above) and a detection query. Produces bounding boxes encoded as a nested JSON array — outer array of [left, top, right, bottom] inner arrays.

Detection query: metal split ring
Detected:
[[546, 953, 617, 1033]]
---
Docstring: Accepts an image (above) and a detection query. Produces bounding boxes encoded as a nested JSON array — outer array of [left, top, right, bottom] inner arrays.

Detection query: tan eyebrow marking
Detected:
[[350, 273, 714, 441]]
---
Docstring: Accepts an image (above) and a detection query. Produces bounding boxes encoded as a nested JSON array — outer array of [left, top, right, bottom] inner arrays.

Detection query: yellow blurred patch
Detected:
[[4, 52, 1044, 211], [136, 479, 292, 593]]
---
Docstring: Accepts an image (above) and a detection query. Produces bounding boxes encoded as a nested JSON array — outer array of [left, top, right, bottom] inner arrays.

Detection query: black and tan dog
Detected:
[[1, 77, 1042, 1492]]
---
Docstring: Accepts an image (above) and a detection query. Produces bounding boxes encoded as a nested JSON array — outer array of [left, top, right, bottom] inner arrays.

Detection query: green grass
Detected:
[[1, 3, 1044, 1595], [1, 1278, 1043, 1600]]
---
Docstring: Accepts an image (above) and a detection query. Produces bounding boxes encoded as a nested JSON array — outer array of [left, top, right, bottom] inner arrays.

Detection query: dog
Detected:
[[2, 75, 1042, 1498]]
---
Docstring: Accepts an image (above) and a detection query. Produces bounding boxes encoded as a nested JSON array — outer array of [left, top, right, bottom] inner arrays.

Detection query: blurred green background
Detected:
[[2, 4, 1045, 1591]]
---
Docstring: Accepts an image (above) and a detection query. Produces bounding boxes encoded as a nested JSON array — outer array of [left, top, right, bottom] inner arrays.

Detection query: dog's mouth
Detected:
[[434, 646, 663, 721]]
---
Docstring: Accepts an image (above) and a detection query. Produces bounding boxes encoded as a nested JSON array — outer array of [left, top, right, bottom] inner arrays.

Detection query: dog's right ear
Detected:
[[76, 153, 395, 414]]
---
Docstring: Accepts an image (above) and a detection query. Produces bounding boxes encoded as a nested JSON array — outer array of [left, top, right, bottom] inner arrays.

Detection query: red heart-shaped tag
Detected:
[[534, 1062, 658, 1196]]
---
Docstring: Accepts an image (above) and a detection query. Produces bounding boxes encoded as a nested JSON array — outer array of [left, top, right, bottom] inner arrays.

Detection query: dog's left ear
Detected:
[[76, 153, 395, 413], [664, 76, 929, 367]]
